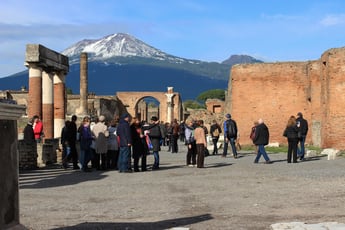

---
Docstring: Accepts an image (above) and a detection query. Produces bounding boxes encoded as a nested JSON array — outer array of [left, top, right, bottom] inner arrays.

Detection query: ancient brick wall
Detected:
[[205, 99, 224, 113], [320, 48, 345, 148], [226, 47, 345, 149]]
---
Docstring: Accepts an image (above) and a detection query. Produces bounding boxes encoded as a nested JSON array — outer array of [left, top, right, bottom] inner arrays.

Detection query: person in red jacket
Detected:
[[33, 115, 43, 143]]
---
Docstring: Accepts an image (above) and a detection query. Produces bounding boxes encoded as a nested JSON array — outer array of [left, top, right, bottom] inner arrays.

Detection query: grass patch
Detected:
[[265, 146, 288, 154], [240, 144, 325, 155]]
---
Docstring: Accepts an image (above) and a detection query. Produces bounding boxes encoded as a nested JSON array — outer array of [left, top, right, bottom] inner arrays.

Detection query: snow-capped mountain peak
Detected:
[[62, 33, 180, 63]]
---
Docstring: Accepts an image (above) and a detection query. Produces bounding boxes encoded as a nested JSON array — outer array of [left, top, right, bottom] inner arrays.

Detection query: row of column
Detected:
[[27, 64, 66, 139]]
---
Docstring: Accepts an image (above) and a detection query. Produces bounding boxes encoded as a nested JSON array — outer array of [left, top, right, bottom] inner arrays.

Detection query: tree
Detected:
[[196, 89, 225, 103], [66, 88, 73, 95], [183, 100, 205, 109]]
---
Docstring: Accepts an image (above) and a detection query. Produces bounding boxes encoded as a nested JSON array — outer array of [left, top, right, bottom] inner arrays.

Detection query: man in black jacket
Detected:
[[296, 112, 308, 161], [253, 118, 272, 164], [23, 118, 35, 144], [222, 114, 238, 158]]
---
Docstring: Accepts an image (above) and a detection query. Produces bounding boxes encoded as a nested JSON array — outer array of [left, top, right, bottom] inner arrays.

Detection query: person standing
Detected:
[[66, 115, 80, 170], [147, 116, 162, 170], [107, 119, 119, 170], [33, 115, 43, 143], [179, 120, 186, 142], [130, 117, 146, 172], [194, 120, 207, 168], [78, 116, 93, 172], [185, 118, 196, 167], [296, 112, 308, 161], [92, 115, 109, 170], [210, 120, 222, 155], [222, 113, 238, 158], [283, 116, 299, 163], [171, 119, 180, 153], [60, 120, 71, 169], [117, 113, 132, 173], [253, 118, 272, 164], [23, 118, 35, 144], [159, 121, 167, 147]]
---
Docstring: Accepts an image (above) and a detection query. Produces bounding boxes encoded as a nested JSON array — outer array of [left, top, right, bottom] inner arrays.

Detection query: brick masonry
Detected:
[[226, 47, 345, 149], [28, 76, 42, 118]]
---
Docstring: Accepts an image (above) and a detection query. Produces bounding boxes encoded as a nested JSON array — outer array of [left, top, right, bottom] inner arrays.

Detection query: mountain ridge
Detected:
[[0, 33, 263, 100]]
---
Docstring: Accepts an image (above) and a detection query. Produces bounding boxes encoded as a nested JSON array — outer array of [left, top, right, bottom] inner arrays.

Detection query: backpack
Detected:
[[226, 120, 237, 138], [213, 128, 219, 137]]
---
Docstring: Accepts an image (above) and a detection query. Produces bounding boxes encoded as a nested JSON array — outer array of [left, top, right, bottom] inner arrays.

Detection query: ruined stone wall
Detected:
[[66, 95, 126, 121], [320, 48, 345, 148], [205, 99, 224, 113], [228, 62, 312, 145], [227, 47, 345, 149]]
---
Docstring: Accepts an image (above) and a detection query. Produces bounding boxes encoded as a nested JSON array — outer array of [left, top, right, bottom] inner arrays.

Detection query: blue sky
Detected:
[[1, 0, 345, 77]]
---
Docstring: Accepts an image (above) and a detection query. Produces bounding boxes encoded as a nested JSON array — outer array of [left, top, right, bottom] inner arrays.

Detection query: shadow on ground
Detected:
[[51, 213, 213, 230], [19, 165, 108, 189]]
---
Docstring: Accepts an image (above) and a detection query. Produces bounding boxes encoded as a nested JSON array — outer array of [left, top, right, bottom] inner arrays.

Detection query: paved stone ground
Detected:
[[19, 143, 345, 230]]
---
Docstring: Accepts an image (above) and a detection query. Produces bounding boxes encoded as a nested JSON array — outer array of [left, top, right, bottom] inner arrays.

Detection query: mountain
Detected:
[[0, 33, 263, 100], [222, 54, 263, 65]]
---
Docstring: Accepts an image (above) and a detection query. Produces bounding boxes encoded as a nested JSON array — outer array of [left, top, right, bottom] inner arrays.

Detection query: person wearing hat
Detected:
[[23, 118, 35, 144], [222, 113, 238, 158], [296, 112, 308, 161], [92, 115, 109, 170], [146, 116, 162, 170]]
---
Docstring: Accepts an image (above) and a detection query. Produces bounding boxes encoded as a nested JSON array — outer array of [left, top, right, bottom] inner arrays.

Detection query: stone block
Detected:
[[306, 149, 317, 157], [320, 148, 340, 160]]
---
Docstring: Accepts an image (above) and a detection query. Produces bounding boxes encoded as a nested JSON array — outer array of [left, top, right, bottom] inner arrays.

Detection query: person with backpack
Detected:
[[222, 113, 238, 158], [210, 120, 222, 155]]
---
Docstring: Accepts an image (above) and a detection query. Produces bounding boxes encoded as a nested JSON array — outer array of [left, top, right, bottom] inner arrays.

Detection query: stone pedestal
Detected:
[[0, 103, 26, 229]]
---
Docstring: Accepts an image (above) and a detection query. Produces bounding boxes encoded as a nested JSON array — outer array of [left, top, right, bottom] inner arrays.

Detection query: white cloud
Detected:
[[320, 14, 345, 26]]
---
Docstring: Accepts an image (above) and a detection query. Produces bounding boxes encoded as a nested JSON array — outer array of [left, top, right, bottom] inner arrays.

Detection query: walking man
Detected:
[[222, 114, 238, 158], [253, 118, 272, 164]]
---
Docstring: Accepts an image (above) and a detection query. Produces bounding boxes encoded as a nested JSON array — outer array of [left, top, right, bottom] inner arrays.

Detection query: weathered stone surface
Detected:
[[0, 103, 25, 229], [271, 222, 345, 230]]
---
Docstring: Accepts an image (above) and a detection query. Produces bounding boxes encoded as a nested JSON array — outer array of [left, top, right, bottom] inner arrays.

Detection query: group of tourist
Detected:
[[28, 110, 309, 173], [248, 112, 309, 164], [60, 114, 164, 173]]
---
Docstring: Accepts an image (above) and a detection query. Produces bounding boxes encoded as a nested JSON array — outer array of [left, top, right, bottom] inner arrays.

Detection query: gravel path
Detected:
[[19, 143, 345, 230]]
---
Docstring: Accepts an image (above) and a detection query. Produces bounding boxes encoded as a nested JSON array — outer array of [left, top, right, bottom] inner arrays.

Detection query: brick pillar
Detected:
[[28, 64, 42, 118], [42, 71, 54, 139], [54, 72, 65, 138]]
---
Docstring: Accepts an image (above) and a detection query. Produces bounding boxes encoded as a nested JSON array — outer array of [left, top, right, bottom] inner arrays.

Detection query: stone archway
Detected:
[[116, 87, 183, 123]]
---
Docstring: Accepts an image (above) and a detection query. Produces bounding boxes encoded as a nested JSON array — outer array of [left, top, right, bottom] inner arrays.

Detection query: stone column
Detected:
[[78, 52, 88, 115], [27, 64, 42, 118], [53, 72, 65, 138], [42, 70, 54, 140], [165, 87, 175, 123], [0, 102, 26, 229]]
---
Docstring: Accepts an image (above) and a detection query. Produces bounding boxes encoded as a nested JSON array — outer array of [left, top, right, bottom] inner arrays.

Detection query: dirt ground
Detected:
[[19, 144, 345, 230]]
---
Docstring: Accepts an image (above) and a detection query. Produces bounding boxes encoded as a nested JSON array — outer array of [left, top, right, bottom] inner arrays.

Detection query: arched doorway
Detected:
[[116, 87, 184, 123], [135, 96, 160, 122]]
